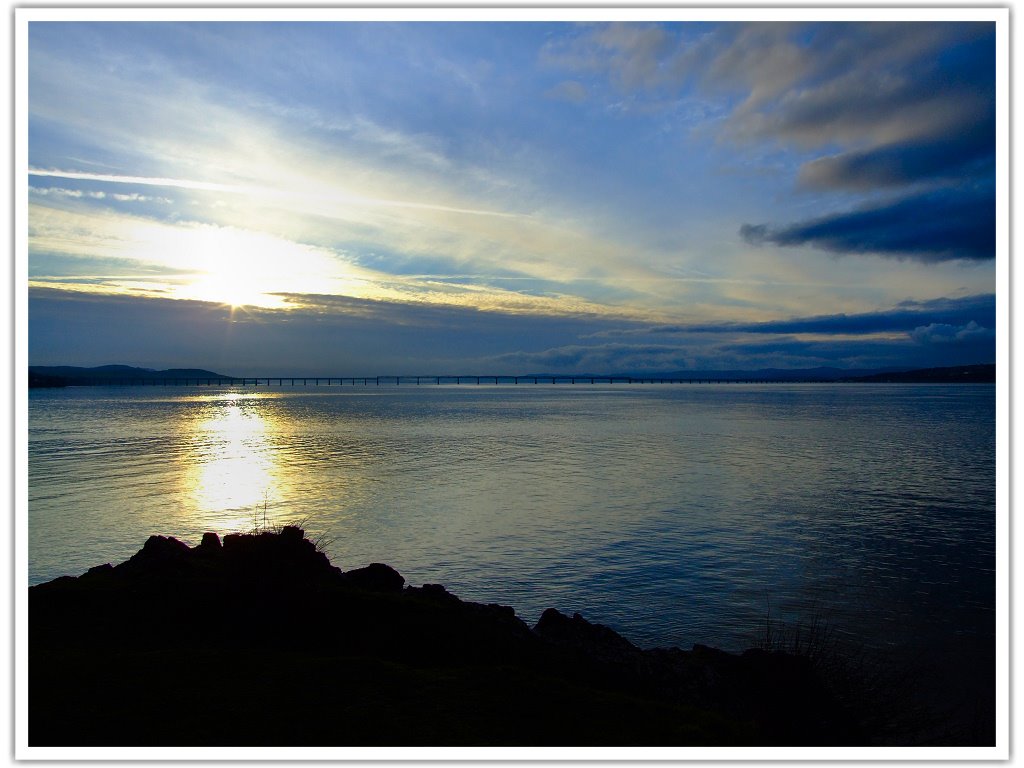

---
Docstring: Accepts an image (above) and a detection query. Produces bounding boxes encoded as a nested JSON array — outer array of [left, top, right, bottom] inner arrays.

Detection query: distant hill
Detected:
[[523, 365, 1000, 383], [659, 366, 905, 382], [842, 363, 995, 383], [525, 367, 906, 382], [29, 365, 231, 387], [28, 372, 70, 388]]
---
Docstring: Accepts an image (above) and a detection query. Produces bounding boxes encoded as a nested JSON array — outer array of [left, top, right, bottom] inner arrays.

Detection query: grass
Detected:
[[246, 499, 336, 555], [759, 602, 838, 665], [757, 601, 954, 745]]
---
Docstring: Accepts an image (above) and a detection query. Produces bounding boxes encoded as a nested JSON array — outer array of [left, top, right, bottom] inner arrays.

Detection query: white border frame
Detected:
[[13, 7, 1011, 762]]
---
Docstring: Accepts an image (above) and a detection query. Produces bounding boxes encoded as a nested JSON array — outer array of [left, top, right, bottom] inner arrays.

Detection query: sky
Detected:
[[26, 16, 998, 376]]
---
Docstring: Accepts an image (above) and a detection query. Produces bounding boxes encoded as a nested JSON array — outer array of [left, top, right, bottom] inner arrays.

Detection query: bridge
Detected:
[[63, 375, 830, 387]]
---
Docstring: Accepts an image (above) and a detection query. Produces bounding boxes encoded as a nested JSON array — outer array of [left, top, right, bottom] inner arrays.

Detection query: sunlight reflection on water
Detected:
[[29, 383, 994, 691], [27, 382, 996, 740], [181, 393, 281, 531]]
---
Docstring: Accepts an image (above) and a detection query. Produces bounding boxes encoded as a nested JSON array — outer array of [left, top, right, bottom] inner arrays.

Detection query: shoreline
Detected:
[[28, 526, 980, 747]]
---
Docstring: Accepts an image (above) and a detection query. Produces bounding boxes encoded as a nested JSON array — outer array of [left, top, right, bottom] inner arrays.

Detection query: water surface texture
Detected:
[[30, 383, 994, 720]]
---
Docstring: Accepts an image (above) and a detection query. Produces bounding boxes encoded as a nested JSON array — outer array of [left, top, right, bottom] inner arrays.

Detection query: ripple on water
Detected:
[[28, 384, 995, 718]]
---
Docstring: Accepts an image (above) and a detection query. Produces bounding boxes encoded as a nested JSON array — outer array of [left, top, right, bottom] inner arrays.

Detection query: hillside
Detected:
[[28, 365, 231, 387], [843, 364, 995, 383]]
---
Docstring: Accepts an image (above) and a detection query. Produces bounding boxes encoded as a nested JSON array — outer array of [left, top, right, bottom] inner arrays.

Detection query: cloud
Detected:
[[548, 21, 996, 264], [30, 283, 995, 375], [546, 22, 990, 146], [542, 23, 672, 90], [910, 320, 993, 345], [489, 342, 699, 372], [28, 167, 519, 219], [488, 328, 994, 373], [740, 187, 995, 262], [545, 80, 589, 104], [798, 125, 995, 191], [30, 186, 106, 199], [27, 285, 627, 374], [589, 23, 673, 89], [111, 192, 173, 203], [717, 28, 992, 150], [592, 294, 996, 338]]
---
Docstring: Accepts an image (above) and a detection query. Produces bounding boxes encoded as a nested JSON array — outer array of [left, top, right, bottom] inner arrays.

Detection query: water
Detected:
[[28, 383, 995, 734]]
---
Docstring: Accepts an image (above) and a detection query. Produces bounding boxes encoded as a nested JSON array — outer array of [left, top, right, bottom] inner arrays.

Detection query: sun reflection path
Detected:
[[181, 393, 282, 532]]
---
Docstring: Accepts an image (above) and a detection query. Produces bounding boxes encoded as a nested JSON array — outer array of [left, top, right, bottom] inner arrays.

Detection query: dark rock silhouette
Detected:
[[345, 562, 405, 592], [535, 608, 641, 663], [30, 528, 863, 747]]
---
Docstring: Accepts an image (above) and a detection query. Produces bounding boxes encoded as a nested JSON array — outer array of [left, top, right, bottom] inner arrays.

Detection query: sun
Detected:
[[176, 226, 322, 309], [114, 219, 376, 309], [187, 270, 285, 309]]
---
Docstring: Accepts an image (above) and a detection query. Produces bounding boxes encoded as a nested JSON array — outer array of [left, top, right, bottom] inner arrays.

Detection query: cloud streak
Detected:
[[28, 167, 522, 219], [740, 187, 995, 262], [592, 294, 995, 338]]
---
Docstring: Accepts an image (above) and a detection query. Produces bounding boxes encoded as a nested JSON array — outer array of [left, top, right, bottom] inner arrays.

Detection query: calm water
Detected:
[[29, 383, 995, 729]]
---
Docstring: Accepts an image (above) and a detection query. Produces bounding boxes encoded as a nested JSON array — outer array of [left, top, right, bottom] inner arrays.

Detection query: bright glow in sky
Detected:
[[26, 14, 1000, 375]]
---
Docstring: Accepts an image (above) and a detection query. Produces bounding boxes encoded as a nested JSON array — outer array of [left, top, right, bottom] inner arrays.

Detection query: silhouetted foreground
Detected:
[[31, 528, 868, 747]]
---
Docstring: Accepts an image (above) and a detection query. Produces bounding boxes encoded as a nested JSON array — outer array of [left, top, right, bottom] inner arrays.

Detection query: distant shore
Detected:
[[29, 526, 978, 747], [28, 362, 996, 388]]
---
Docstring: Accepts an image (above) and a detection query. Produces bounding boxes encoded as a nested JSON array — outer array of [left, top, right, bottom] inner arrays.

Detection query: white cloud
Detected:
[[910, 320, 993, 344], [29, 186, 105, 199]]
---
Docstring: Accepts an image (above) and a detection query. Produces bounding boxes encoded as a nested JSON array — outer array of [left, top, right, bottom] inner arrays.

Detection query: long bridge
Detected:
[[65, 375, 831, 387]]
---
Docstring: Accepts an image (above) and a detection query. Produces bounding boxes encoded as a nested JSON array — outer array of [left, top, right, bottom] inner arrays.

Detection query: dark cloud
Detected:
[[28, 287, 624, 375], [722, 25, 993, 149], [740, 187, 995, 262], [489, 328, 993, 374], [549, 22, 992, 152], [592, 294, 995, 337], [549, 21, 996, 264], [720, 331, 993, 369], [489, 291, 995, 373], [31, 286, 994, 376], [489, 342, 698, 373], [798, 124, 995, 191]]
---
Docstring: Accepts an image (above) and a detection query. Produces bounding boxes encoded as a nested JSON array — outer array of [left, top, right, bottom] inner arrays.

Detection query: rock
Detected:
[[142, 535, 190, 556], [345, 563, 405, 592], [486, 603, 516, 619], [83, 563, 113, 578], [218, 529, 341, 586], [119, 535, 192, 577], [28, 527, 867, 746], [534, 608, 640, 664], [412, 583, 460, 603]]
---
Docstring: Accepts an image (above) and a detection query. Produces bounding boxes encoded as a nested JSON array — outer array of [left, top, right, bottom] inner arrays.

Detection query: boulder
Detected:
[[83, 563, 113, 579], [119, 535, 192, 578], [534, 608, 640, 664], [345, 563, 405, 593], [411, 583, 460, 603]]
